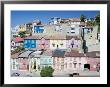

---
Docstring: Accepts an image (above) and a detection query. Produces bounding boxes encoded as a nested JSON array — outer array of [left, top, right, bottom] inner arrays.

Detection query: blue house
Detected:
[[33, 25, 44, 33], [24, 36, 38, 49], [40, 50, 53, 69]]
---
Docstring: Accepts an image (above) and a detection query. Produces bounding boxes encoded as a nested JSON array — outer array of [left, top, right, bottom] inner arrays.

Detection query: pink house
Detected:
[[38, 37, 50, 50], [52, 49, 66, 71], [86, 51, 100, 71], [18, 50, 33, 71], [64, 50, 87, 72]]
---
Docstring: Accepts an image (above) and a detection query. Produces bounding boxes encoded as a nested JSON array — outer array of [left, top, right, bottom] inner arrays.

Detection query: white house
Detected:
[[29, 50, 42, 72], [11, 53, 19, 70], [11, 37, 24, 51], [11, 25, 19, 37], [50, 35, 66, 49]]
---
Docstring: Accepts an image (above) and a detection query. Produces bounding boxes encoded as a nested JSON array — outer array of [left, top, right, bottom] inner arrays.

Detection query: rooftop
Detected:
[[18, 50, 33, 58], [52, 49, 66, 57], [65, 50, 85, 57], [86, 51, 100, 58]]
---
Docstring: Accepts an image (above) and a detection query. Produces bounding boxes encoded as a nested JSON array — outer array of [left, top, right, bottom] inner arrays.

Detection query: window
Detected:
[[69, 63, 72, 68], [67, 32, 69, 33], [71, 32, 75, 33], [71, 28, 75, 30], [31, 40, 35, 44], [57, 58, 59, 62], [60, 43, 63, 47], [31, 44, 36, 48], [74, 63, 77, 68], [79, 63, 81, 68], [52, 43, 55, 47]]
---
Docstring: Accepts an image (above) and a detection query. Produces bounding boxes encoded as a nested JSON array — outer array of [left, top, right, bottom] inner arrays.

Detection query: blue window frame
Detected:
[[34, 26, 44, 33]]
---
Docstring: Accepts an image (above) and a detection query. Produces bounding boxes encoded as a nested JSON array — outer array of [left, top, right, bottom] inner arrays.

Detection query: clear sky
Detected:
[[11, 10, 100, 28]]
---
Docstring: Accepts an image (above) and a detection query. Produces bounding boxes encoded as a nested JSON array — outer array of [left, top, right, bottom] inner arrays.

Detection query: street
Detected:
[[11, 70, 99, 77]]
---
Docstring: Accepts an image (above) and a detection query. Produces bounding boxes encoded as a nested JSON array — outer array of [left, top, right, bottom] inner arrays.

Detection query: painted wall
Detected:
[[33, 26, 44, 33], [24, 39, 38, 49], [66, 39, 81, 49], [38, 38, 50, 50], [11, 59, 19, 70], [53, 57, 64, 71], [87, 58, 100, 71], [18, 58, 29, 70], [50, 40, 66, 49], [40, 56, 53, 69], [64, 57, 87, 72]]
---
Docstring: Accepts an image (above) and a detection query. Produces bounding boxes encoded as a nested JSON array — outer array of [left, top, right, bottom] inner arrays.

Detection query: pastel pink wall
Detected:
[[87, 58, 100, 71], [38, 38, 50, 50]]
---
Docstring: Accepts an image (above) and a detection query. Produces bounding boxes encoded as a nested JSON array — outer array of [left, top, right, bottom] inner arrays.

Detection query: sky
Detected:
[[11, 10, 100, 28]]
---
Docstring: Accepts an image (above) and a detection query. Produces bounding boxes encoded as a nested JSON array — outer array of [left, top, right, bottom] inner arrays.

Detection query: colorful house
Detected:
[[26, 23, 33, 35], [11, 25, 19, 37], [64, 50, 87, 73], [33, 25, 45, 33], [50, 17, 61, 25], [18, 50, 33, 71], [66, 36, 82, 51], [11, 53, 19, 70], [86, 51, 100, 71], [40, 50, 53, 69], [24, 36, 50, 50], [38, 37, 50, 50], [29, 50, 42, 72], [19, 24, 26, 32], [11, 37, 24, 51], [50, 35, 66, 49], [24, 36, 39, 50], [52, 49, 66, 71]]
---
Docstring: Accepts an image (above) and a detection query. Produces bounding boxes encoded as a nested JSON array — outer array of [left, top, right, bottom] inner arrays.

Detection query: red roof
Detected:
[[13, 37, 24, 42], [65, 50, 85, 57]]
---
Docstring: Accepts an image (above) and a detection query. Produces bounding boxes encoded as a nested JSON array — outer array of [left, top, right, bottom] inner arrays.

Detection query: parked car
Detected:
[[73, 73, 79, 76], [26, 72, 33, 77], [11, 73, 20, 77], [69, 74, 73, 77]]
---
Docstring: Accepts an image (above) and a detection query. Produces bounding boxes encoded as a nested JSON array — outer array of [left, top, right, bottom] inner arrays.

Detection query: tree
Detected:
[[95, 14, 100, 32], [18, 31, 26, 38], [80, 14, 86, 22], [40, 66, 54, 77]]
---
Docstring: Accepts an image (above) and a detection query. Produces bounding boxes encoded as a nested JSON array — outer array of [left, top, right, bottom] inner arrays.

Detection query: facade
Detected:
[[18, 24, 26, 32], [50, 35, 66, 49], [38, 37, 50, 50], [66, 36, 82, 51], [50, 17, 61, 25], [29, 51, 42, 72], [40, 50, 53, 69], [52, 49, 66, 71], [11, 25, 19, 37], [11, 37, 24, 51], [24, 36, 39, 50], [26, 23, 33, 35], [65, 50, 87, 72], [33, 25, 45, 33], [11, 53, 19, 70], [86, 51, 100, 71], [18, 50, 33, 71]]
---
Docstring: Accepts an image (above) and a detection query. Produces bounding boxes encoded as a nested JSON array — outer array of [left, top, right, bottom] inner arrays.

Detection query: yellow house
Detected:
[[19, 24, 26, 32]]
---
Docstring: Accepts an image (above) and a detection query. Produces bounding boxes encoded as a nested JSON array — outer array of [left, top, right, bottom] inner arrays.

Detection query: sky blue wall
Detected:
[[24, 39, 37, 48]]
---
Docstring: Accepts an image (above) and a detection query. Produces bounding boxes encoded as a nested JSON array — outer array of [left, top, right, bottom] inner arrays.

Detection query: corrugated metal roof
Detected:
[[18, 50, 33, 58], [52, 49, 66, 57]]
